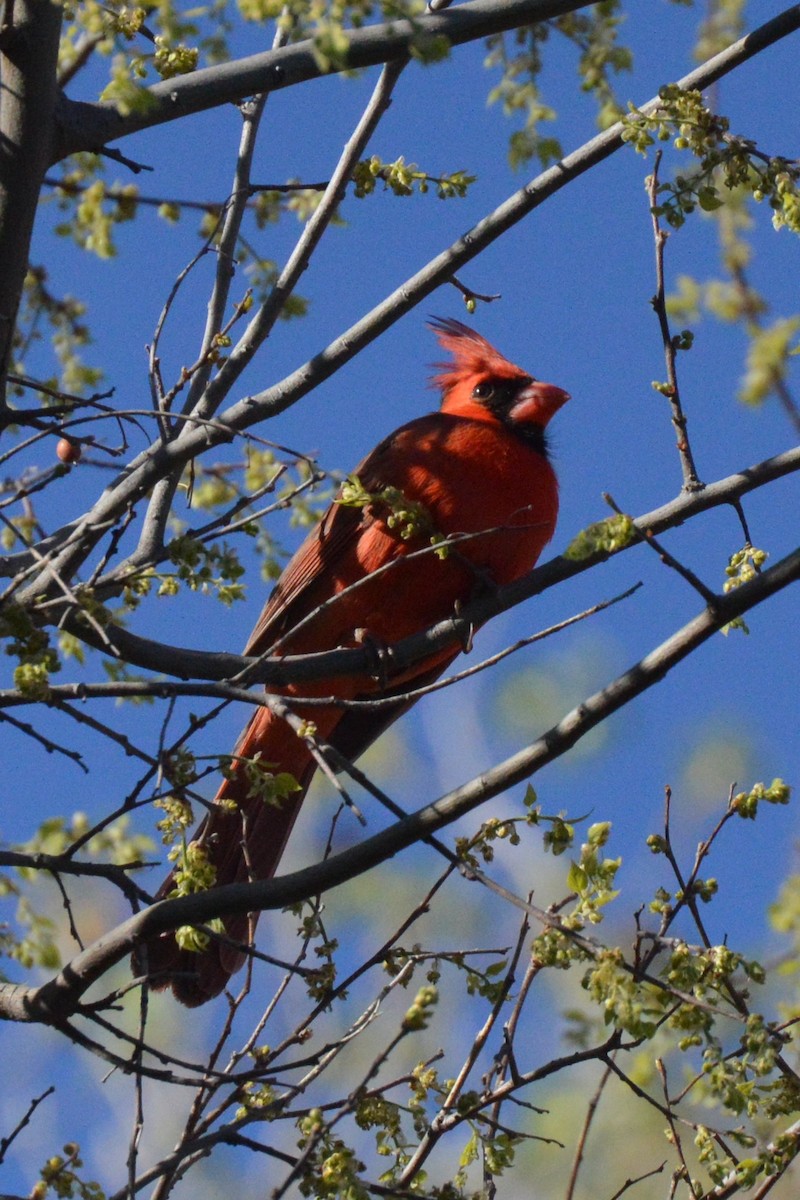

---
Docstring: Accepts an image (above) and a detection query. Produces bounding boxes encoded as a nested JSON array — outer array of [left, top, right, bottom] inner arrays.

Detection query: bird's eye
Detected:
[[472, 381, 495, 401]]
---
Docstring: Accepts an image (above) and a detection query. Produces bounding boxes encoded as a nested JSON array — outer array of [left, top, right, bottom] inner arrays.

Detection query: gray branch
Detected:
[[188, 56, 408, 429], [22, 441, 800, 687], [52, 0, 586, 160], [2, 539, 798, 1025]]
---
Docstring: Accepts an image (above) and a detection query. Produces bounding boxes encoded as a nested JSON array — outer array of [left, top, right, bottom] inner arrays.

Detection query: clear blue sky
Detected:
[[3, 3, 800, 1194]]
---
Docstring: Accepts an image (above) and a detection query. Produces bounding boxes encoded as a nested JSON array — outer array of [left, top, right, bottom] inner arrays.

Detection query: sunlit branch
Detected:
[[136, 21, 286, 566], [53, 0, 587, 158]]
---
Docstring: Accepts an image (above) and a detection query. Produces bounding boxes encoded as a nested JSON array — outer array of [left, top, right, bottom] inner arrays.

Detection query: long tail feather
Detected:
[[136, 705, 317, 1006]]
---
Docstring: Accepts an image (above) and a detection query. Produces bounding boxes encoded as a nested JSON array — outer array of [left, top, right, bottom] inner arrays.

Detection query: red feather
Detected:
[[135, 320, 569, 1004]]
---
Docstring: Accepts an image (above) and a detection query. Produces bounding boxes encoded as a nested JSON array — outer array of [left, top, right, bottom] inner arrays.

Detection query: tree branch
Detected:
[[2, 539, 798, 1025], [34, 441, 800, 685], [17, 8, 800, 597], [189, 56, 408, 428], [52, 0, 585, 160]]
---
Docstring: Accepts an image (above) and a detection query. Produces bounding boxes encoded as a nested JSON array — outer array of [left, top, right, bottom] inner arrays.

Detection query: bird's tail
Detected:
[[135, 703, 319, 1007]]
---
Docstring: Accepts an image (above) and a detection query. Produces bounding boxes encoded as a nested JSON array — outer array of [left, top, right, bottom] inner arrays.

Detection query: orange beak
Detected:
[[510, 380, 571, 428]]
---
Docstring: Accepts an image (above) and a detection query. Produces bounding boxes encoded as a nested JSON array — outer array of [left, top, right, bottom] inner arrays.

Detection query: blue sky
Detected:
[[3, 3, 800, 1195]]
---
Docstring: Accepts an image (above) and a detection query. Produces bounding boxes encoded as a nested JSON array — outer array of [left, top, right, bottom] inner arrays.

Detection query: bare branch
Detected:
[[0, 1086, 54, 1164], [191, 55, 408, 426]]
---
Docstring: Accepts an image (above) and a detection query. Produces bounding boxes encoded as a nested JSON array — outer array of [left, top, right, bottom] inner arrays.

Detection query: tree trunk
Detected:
[[0, 0, 62, 405]]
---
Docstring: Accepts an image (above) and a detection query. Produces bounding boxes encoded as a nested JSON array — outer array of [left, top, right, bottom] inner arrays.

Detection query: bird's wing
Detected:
[[242, 421, 431, 658], [243, 496, 364, 655]]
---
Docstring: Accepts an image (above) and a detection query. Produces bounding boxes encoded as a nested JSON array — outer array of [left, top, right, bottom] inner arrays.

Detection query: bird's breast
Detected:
[[391, 416, 559, 585]]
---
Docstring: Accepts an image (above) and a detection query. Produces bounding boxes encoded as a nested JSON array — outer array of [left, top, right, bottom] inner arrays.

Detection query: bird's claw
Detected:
[[354, 627, 391, 689], [452, 600, 475, 653]]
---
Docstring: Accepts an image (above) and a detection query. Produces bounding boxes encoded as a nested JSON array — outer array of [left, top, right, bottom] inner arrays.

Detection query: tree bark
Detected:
[[0, 0, 62, 404]]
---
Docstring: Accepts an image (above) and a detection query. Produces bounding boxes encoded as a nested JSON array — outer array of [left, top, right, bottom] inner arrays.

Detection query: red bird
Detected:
[[139, 318, 568, 1005]]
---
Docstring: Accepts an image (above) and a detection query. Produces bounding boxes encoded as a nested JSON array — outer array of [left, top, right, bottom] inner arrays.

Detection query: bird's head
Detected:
[[429, 316, 569, 439]]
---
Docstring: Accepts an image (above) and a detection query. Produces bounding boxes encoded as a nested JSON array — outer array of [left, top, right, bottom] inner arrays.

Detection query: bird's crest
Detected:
[[428, 316, 528, 394]]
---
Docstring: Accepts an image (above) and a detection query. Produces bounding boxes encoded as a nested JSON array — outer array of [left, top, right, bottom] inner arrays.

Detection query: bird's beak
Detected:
[[510, 380, 570, 428]]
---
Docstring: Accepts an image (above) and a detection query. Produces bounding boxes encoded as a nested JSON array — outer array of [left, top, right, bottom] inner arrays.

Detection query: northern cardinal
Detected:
[[138, 318, 568, 1005]]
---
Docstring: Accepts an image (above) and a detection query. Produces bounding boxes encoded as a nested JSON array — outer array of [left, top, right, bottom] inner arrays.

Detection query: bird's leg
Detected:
[[353, 626, 392, 691], [452, 599, 475, 653]]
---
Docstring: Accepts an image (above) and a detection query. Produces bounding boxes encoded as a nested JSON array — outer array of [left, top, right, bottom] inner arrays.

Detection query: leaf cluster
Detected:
[[623, 85, 800, 235]]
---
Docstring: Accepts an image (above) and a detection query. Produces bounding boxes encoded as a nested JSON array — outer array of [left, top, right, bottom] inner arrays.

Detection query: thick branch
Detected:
[[37, 441, 800, 685], [2, 541, 798, 1024], [52, 2, 800, 164], [52, 0, 584, 160]]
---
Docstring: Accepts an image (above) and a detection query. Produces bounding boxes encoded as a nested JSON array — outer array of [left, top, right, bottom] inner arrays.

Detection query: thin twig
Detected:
[[606, 1162, 668, 1200], [647, 152, 704, 492], [0, 1086, 55, 1163], [565, 1060, 615, 1200], [0, 709, 87, 770], [604, 492, 716, 603]]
